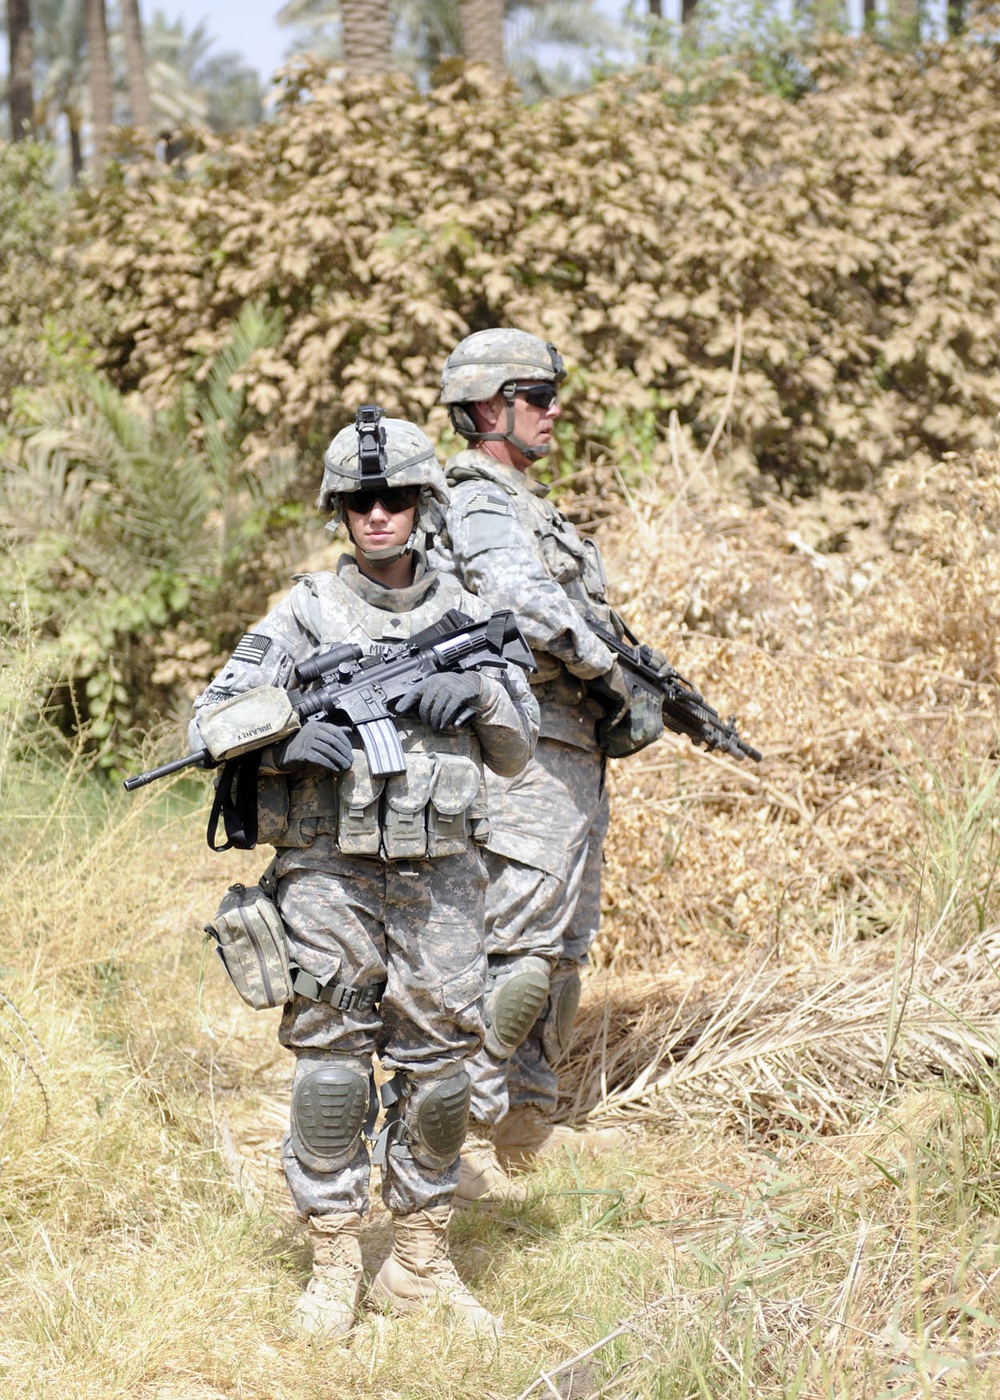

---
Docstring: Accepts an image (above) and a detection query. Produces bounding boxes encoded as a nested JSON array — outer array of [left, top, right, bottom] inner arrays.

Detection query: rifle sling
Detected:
[[206, 751, 262, 851]]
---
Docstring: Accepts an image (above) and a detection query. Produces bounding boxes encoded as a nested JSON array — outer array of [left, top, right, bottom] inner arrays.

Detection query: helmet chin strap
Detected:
[[346, 519, 420, 565], [453, 388, 551, 461]]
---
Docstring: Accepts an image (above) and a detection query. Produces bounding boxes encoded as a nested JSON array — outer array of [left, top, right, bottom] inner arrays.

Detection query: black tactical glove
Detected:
[[274, 721, 354, 774], [643, 644, 677, 680], [395, 672, 483, 730]]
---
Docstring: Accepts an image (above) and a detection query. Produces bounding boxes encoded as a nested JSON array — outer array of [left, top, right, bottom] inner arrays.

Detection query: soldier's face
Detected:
[[509, 381, 560, 455], [472, 381, 561, 470], [345, 495, 417, 554]]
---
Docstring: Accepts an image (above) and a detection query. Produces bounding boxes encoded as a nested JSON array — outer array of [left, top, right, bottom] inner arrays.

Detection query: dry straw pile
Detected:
[[564, 433, 1000, 1139]]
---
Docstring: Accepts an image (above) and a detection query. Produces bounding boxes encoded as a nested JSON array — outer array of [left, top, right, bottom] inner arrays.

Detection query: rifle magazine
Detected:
[[357, 716, 408, 777]]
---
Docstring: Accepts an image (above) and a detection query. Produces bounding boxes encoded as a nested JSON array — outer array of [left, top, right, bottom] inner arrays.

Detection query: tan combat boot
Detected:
[[371, 1205, 501, 1335], [492, 1105, 627, 1171], [291, 1211, 364, 1338], [456, 1132, 528, 1208]]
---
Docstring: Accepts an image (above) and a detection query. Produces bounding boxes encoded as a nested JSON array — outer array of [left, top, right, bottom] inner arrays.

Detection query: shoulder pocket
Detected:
[[462, 492, 520, 557], [539, 517, 586, 584], [580, 538, 608, 600]]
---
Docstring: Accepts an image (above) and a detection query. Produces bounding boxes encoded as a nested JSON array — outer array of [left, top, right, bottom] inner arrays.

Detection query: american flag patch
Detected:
[[232, 633, 273, 665]]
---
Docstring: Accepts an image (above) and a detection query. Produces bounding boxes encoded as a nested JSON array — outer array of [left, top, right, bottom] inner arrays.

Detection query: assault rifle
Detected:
[[124, 608, 535, 794], [586, 612, 761, 763]]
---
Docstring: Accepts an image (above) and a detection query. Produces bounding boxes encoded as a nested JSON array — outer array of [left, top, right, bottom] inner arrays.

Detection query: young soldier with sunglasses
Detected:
[[189, 409, 538, 1336], [430, 329, 634, 1206]]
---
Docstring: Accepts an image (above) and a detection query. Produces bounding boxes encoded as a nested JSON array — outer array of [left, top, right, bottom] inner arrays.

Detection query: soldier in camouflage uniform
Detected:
[[430, 329, 647, 1204], [190, 410, 538, 1336]]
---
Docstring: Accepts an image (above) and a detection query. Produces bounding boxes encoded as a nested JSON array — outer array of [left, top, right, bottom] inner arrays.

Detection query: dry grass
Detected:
[[3, 444, 1000, 1397], [564, 927, 1000, 1138]]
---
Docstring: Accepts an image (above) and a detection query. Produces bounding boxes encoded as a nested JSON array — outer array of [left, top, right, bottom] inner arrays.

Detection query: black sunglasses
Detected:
[[511, 382, 559, 410], [346, 486, 420, 515]]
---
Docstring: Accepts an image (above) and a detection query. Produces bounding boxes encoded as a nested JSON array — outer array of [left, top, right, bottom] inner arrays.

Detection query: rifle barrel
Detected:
[[589, 613, 761, 762], [122, 748, 210, 791]]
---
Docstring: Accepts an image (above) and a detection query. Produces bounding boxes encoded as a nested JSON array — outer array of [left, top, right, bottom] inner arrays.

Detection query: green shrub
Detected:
[[0, 142, 75, 416], [0, 306, 306, 767]]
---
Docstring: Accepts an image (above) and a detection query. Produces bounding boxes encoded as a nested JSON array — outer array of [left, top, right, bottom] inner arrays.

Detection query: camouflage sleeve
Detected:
[[472, 660, 540, 778], [445, 482, 616, 680], [187, 584, 319, 752]]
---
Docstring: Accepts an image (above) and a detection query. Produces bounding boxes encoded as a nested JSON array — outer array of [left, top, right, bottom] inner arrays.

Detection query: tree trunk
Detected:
[[7, 0, 35, 140], [681, 0, 698, 27], [84, 0, 113, 168], [458, 0, 505, 74], [340, 0, 393, 75], [69, 108, 85, 182], [120, 0, 153, 128]]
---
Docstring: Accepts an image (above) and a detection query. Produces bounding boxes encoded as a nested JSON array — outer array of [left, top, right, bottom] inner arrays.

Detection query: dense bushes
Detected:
[[0, 144, 72, 415], [0, 309, 308, 762], [60, 36, 1000, 492], [5, 33, 1000, 759]]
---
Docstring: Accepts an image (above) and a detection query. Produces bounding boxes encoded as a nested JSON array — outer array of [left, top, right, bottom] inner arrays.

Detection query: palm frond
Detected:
[[195, 300, 284, 496], [4, 378, 214, 588]]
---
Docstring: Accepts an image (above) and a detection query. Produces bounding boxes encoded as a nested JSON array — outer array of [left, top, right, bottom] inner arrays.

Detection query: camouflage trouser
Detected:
[[273, 839, 487, 1218], [467, 740, 609, 1125]]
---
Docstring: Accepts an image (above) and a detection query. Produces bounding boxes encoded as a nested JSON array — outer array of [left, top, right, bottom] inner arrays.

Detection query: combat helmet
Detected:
[[440, 328, 565, 461], [320, 405, 448, 562]]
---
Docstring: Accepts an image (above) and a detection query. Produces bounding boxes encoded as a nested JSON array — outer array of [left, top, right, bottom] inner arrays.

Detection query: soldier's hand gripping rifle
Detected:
[[587, 612, 761, 763], [123, 610, 535, 847]]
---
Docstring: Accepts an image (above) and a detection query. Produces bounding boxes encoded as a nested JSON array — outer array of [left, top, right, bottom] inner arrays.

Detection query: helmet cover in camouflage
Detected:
[[319, 407, 448, 520], [439, 329, 565, 407]]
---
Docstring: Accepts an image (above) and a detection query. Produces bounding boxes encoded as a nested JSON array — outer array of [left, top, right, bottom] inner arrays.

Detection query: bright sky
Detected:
[[153, 0, 291, 79], [150, 0, 947, 85], [152, 0, 640, 82], [1, 0, 949, 85]]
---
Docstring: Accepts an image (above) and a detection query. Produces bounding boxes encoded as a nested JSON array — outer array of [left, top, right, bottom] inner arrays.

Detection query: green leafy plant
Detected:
[[0, 304, 304, 768]]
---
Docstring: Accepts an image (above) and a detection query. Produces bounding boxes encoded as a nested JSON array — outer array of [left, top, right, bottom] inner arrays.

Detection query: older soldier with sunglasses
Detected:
[[429, 329, 630, 1206]]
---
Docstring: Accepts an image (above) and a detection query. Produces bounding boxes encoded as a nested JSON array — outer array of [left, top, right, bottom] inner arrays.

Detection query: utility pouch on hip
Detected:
[[254, 772, 291, 847], [595, 674, 664, 759], [205, 864, 292, 1010]]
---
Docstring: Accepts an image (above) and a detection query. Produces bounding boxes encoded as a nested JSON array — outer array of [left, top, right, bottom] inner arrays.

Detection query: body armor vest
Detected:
[[259, 569, 488, 857]]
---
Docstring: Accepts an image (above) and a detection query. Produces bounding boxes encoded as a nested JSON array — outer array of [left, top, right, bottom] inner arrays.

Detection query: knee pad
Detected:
[[400, 1069, 471, 1171], [289, 1056, 371, 1173], [540, 965, 581, 1066], [484, 955, 552, 1058]]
